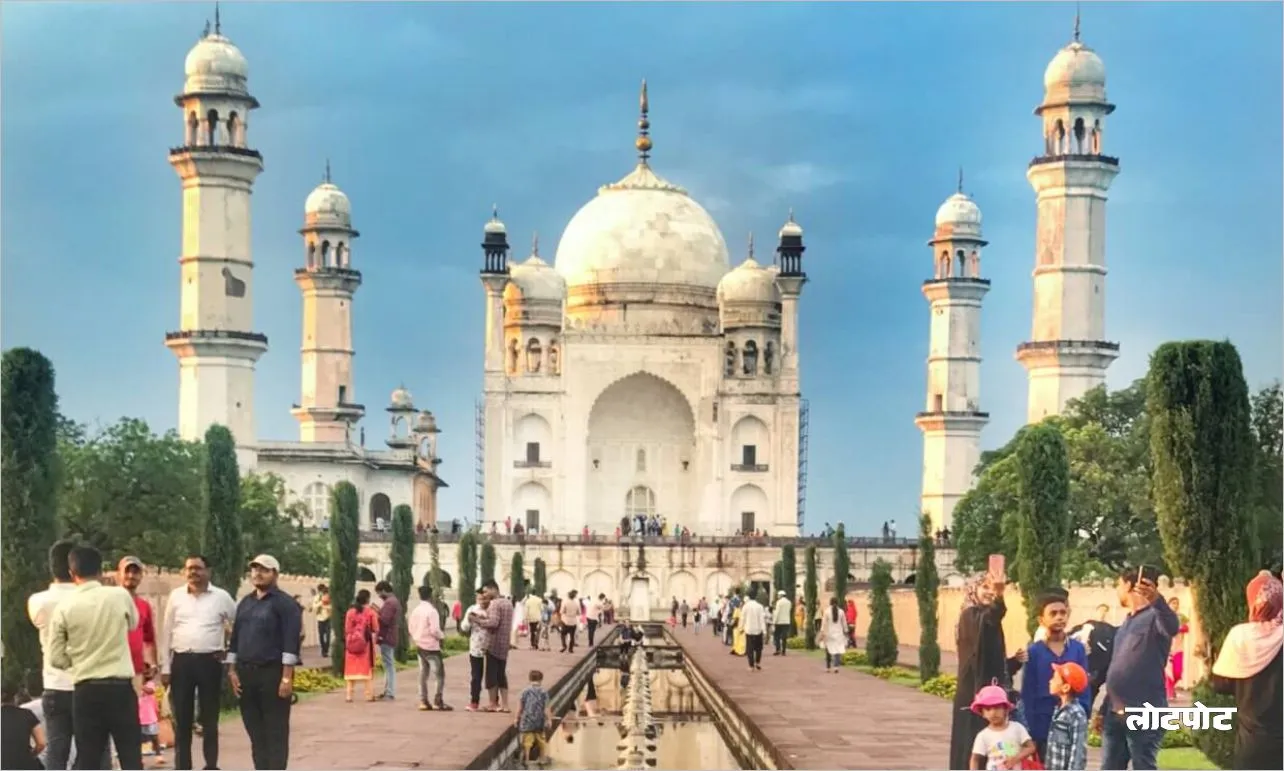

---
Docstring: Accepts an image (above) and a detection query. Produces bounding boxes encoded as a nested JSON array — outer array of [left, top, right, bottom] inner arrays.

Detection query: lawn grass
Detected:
[[1156, 747, 1219, 770]]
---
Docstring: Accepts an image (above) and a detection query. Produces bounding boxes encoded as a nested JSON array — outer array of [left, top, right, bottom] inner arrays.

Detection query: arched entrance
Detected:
[[369, 493, 391, 530], [587, 372, 696, 533]]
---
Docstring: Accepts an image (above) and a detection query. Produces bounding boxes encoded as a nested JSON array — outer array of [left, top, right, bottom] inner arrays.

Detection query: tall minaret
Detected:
[[1017, 18, 1120, 423], [165, 14, 265, 466], [916, 177, 991, 533], [774, 211, 807, 394], [479, 207, 510, 379], [291, 164, 364, 443]]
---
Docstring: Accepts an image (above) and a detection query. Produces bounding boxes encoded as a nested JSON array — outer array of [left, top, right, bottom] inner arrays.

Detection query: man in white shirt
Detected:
[[27, 539, 110, 771], [587, 594, 603, 647], [771, 590, 793, 656], [740, 588, 768, 671], [161, 553, 237, 771]]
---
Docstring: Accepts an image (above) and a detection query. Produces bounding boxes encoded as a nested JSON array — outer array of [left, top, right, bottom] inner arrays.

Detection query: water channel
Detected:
[[486, 625, 776, 771]]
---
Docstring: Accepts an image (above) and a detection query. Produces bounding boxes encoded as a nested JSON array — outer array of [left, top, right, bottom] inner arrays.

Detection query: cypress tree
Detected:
[[832, 523, 851, 606], [781, 545, 798, 635], [479, 540, 497, 587], [866, 558, 899, 667], [458, 531, 478, 614], [1, 348, 61, 689], [1148, 341, 1257, 769], [329, 481, 360, 674], [803, 545, 819, 650], [533, 557, 547, 597], [426, 528, 448, 624], [1014, 422, 1072, 636], [915, 513, 941, 681], [390, 504, 415, 661], [772, 560, 784, 598], [203, 425, 243, 597], [510, 552, 525, 603]]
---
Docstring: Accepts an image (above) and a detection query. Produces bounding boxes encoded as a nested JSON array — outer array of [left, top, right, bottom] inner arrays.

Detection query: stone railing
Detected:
[[359, 529, 928, 550]]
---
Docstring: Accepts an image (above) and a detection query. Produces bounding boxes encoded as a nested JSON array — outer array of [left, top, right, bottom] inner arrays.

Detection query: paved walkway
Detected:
[[676, 627, 954, 769], [215, 633, 604, 769]]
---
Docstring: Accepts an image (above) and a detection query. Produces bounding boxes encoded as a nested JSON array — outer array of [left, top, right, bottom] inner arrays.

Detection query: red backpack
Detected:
[[346, 611, 369, 655]]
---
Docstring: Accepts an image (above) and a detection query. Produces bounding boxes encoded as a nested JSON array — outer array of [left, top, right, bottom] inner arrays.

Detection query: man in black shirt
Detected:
[[1069, 603, 1118, 712], [227, 555, 302, 770]]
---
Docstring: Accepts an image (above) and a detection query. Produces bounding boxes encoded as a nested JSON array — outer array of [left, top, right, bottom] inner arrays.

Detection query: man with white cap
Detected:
[[771, 590, 793, 656], [116, 556, 158, 692], [227, 555, 302, 770]]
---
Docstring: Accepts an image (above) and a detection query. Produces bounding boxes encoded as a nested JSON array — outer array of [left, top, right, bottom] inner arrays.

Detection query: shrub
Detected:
[[869, 666, 896, 680], [920, 674, 957, 700], [293, 668, 344, 694], [841, 650, 868, 666], [442, 635, 470, 653], [785, 636, 806, 650]]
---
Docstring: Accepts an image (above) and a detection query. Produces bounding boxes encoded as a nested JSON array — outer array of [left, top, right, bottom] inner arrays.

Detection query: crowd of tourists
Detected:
[[946, 566, 1282, 771], [11, 542, 301, 771]]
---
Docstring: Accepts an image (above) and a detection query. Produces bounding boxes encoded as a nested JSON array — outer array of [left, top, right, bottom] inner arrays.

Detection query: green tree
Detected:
[[832, 523, 850, 604], [916, 513, 941, 681], [479, 540, 496, 587], [1249, 382, 1283, 571], [58, 418, 204, 568], [866, 558, 898, 667], [533, 558, 547, 597], [458, 531, 479, 614], [1148, 341, 1258, 769], [390, 504, 415, 661], [203, 425, 243, 596], [425, 529, 449, 624], [239, 474, 328, 577], [1014, 422, 1072, 635], [803, 546, 819, 650], [510, 552, 525, 602], [1, 348, 61, 689], [772, 560, 784, 597], [781, 545, 798, 635], [328, 481, 360, 674]]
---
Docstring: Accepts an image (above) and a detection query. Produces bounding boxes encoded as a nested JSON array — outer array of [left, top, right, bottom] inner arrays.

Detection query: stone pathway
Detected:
[[675, 627, 954, 769], [215, 635, 603, 769]]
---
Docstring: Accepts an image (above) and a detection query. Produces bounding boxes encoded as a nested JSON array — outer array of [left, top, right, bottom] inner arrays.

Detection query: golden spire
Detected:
[[636, 79, 652, 165]]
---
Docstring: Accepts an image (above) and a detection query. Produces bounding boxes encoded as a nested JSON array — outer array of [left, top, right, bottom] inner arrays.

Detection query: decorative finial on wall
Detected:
[[636, 79, 652, 164], [531, 231, 540, 257], [1073, 2, 1081, 42], [324, 158, 332, 184], [958, 166, 964, 194], [214, 1, 221, 35]]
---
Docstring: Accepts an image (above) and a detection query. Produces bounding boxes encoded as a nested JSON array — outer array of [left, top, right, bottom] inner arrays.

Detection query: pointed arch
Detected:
[[742, 340, 758, 376], [206, 108, 221, 145], [227, 111, 241, 147], [525, 337, 542, 373], [187, 111, 200, 146]]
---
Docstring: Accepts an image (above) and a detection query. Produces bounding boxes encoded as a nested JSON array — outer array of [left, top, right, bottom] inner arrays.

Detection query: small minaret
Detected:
[[291, 164, 363, 443], [165, 15, 265, 466], [387, 386, 417, 449], [479, 207, 510, 378], [774, 211, 807, 390], [916, 176, 991, 533], [1018, 17, 1120, 423]]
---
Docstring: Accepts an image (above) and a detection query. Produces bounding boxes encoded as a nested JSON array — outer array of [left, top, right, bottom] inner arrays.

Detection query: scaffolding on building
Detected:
[[474, 399, 485, 525], [797, 398, 810, 529]]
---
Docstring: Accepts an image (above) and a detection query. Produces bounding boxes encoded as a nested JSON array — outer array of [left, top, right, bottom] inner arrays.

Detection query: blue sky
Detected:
[[3, 2, 1280, 537]]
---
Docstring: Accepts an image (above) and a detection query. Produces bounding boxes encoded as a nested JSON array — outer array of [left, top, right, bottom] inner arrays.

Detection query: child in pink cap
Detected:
[[969, 684, 1036, 770]]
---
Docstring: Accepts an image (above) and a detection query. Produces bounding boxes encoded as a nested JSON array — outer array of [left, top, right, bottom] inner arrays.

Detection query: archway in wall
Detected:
[[511, 482, 552, 533], [547, 569, 576, 598], [513, 413, 553, 468], [729, 484, 769, 534], [582, 570, 614, 603], [422, 569, 453, 589], [587, 372, 696, 532], [358, 567, 377, 582], [705, 570, 733, 598], [729, 415, 771, 469], [666, 570, 698, 604], [369, 493, 391, 528]]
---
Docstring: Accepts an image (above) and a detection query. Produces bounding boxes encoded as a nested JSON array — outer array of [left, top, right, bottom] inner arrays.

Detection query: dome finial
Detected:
[[788, 207, 796, 223], [323, 158, 331, 184], [531, 231, 540, 257], [747, 232, 755, 260], [958, 166, 964, 194], [214, 0, 221, 35], [1073, 2, 1081, 42], [492, 203, 500, 220], [202, 18, 211, 37], [635, 79, 653, 164]]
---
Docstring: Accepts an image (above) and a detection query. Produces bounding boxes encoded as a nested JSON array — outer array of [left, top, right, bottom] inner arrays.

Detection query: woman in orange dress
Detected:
[[344, 589, 380, 702]]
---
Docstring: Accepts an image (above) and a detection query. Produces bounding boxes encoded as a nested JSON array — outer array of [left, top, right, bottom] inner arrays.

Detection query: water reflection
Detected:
[[542, 669, 740, 770]]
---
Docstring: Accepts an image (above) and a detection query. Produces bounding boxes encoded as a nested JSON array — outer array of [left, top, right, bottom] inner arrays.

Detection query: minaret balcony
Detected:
[[1016, 339, 1121, 370], [169, 145, 263, 161], [290, 402, 365, 421], [164, 329, 267, 360], [914, 410, 990, 432], [1028, 153, 1119, 168], [1016, 339, 1120, 355], [922, 277, 992, 288]]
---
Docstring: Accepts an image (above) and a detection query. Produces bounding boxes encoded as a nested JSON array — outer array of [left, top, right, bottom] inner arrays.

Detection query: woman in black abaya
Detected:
[[948, 573, 1026, 770]]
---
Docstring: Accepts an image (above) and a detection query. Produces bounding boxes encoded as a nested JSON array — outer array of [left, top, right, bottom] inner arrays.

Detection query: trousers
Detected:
[[170, 651, 224, 770], [237, 663, 292, 769], [73, 678, 142, 770]]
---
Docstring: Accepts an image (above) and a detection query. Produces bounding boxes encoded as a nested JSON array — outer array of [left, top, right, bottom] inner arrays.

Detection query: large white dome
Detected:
[[554, 163, 730, 291]]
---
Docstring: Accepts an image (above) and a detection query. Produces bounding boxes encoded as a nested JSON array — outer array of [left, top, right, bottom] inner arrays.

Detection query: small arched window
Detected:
[[302, 482, 330, 525], [724, 342, 737, 378], [938, 251, 951, 279], [307, 243, 317, 269], [625, 486, 656, 518], [227, 112, 240, 147], [968, 250, 981, 278], [548, 340, 560, 375], [525, 338, 542, 373], [636, 448, 646, 473], [1054, 119, 1066, 154], [206, 109, 220, 145], [1091, 119, 1102, 154], [1073, 117, 1086, 154], [742, 340, 759, 376], [763, 341, 775, 375], [508, 339, 520, 374], [956, 250, 967, 277], [320, 240, 331, 267], [335, 243, 347, 267], [187, 112, 199, 146]]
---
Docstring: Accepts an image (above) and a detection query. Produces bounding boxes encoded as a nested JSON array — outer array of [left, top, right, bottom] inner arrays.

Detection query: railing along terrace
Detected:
[[355, 529, 928, 549]]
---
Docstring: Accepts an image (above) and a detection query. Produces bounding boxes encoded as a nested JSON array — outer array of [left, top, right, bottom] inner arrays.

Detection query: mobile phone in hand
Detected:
[[988, 554, 1005, 579], [1135, 565, 1159, 585]]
